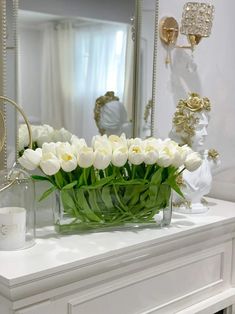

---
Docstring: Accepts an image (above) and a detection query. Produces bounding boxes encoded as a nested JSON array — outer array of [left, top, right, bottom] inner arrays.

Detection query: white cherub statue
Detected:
[[169, 93, 220, 213]]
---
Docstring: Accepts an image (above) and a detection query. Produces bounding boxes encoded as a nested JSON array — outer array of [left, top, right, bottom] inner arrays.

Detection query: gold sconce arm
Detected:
[[159, 2, 214, 64]]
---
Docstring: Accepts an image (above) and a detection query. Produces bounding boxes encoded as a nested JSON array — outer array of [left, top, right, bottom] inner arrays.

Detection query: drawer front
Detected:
[[14, 301, 52, 314], [53, 241, 232, 314]]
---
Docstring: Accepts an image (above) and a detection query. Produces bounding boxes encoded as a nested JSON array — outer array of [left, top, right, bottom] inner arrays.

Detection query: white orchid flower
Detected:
[[40, 152, 61, 175], [128, 144, 145, 165], [112, 146, 128, 167], [18, 148, 42, 170], [93, 147, 112, 170], [184, 152, 202, 172], [78, 147, 94, 168]]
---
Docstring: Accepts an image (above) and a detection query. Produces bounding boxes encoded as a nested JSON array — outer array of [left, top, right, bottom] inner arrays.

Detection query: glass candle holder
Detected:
[[0, 167, 35, 250]]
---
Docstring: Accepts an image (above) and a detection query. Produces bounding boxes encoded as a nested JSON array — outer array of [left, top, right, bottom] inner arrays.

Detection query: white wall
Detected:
[[19, 0, 135, 24], [19, 26, 43, 124], [155, 0, 235, 201]]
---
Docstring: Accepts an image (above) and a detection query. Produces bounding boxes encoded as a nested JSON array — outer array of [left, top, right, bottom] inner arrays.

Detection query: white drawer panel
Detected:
[[67, 248, 228, 314]]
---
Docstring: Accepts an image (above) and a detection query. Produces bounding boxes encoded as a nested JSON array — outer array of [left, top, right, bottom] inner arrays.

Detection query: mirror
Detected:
[[0, 0, 18, 170], [134, 0, 159, 139], [17, 0, 136, 148]]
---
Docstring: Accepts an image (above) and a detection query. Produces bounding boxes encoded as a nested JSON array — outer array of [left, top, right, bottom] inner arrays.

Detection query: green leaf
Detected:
[[150, 168, 163, 185], [101, 186, 113, 209], [61, 189, 81, 219], [82, 175, 114, 190], [38, 186, 57, 202], [76, 189, 101, 222], [54, 171, 64, 189], [31, 175, 51, 182], [62, 181, 78, 190], [165, 177, 184, 197]]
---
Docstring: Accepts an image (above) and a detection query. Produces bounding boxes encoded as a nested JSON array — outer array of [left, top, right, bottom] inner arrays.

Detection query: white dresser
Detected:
[[0, 198, 235, 314]]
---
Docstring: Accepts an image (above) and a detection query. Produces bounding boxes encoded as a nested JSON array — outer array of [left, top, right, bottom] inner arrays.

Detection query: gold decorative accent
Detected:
[[94, 91, 119, 135], [173, 200, 192, 209], [159, 17, 179, 46], [0, 110, 5, 153], [175, 174, 186, 188], [144, 99, 153, 123], [0, 96, 32, 193], [172, 93, 211, 146], [208, 149, 219, 160]]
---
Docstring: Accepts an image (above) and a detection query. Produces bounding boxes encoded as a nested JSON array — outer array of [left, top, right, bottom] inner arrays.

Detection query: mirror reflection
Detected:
[[18, 0, 135, 146]]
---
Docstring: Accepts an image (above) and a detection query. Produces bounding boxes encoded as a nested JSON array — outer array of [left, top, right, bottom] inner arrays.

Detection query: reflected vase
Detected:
[[53, 183, 172, 234]]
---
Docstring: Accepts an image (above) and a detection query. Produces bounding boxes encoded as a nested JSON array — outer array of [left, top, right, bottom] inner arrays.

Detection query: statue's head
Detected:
[[169, 93, 211, 150]]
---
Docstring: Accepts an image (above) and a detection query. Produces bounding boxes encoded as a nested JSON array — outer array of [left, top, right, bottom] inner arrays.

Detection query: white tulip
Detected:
[[18, 148, 42, 171], [52, 128, 72, 143], [144, 145, 159, 165], [108, 134, 128, 151], [127, 137, 143, 148], [36, 125, 54, 147], [40, 152, 61, 175], [19, 124, 29, 151], [112, 146, 128, 167], [55, 142, 77, 172], [184, 152, 202, 172], [92, 135, 112, 154], [128, 144, 144, 165], [42, 142, 57, 155], [93, 147, 112, 170], [157, 146, 174, 167], [70, 135, 87, 155], [78, 147, 94, 168]]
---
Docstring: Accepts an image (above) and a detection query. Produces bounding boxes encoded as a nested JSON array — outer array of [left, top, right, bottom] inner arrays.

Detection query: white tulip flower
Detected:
[[108, 134, 128, 151], [92, 135, 112, 154], [71, 135, 87, 154], [19, 124, 30, 151], [52, 128, 72, 143], [184, 152, 202, 172], [41, 142, 57, 155], [127, 137, 143, 148], [36, 125, 54, 147], [144, 145, 159, 165], [40, 152, 61, 175], [18, 148, 42, 170], [157, 146, 174, 167], [112, 146, 128, 167], [93, 147, 112, 170], [128, 144, 145, 165], [55, 142, 77, 172], [78, 147, 94, 168]]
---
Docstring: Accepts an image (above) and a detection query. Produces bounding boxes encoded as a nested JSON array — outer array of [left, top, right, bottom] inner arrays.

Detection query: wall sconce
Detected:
[[159, 2, 215, 64]]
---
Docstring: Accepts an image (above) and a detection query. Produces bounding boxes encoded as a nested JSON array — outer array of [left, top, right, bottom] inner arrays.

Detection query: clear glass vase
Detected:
[[0, 167, 35, 250], [53, 183, 172, 234]]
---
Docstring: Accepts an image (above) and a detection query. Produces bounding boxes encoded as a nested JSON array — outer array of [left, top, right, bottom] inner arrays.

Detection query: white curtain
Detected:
[[41, 21, 77, 131], [41, 20, 128, 143]]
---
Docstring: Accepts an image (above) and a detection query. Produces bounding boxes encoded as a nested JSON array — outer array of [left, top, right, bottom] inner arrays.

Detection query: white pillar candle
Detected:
[[0, 207, 26, 250]]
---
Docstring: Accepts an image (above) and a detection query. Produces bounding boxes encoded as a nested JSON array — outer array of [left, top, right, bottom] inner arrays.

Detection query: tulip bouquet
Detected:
[[19, 124, 73, 153], [18, 134, 202, 233]]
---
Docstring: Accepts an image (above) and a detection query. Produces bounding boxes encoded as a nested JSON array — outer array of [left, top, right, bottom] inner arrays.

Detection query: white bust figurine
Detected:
[[94, 91, 132, 138], [169, 93, 220, 213]]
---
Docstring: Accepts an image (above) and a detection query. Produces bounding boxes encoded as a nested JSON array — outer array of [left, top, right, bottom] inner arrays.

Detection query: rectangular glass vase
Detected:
[[53, 183, 172, 234]]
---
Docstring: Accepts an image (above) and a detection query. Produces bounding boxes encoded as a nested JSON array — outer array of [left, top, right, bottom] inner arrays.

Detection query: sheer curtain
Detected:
[[41, 20, 128, 142]]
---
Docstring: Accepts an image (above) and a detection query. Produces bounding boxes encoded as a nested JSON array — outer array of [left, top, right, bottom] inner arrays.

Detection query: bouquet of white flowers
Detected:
[[19, 134, 202, 233], [19, 124, 73, 153]]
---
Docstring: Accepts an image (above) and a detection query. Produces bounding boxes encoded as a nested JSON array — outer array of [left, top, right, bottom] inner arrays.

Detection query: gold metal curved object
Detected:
[[0, 110, 6, 153], [0, 96, 32, 193]]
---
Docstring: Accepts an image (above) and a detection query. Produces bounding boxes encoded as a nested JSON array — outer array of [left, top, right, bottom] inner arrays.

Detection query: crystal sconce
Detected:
[[159, 2, 214, 64]]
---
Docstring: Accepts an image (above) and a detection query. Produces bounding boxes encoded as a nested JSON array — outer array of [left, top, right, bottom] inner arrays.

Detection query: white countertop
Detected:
[[0, 198, 235, 287]]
